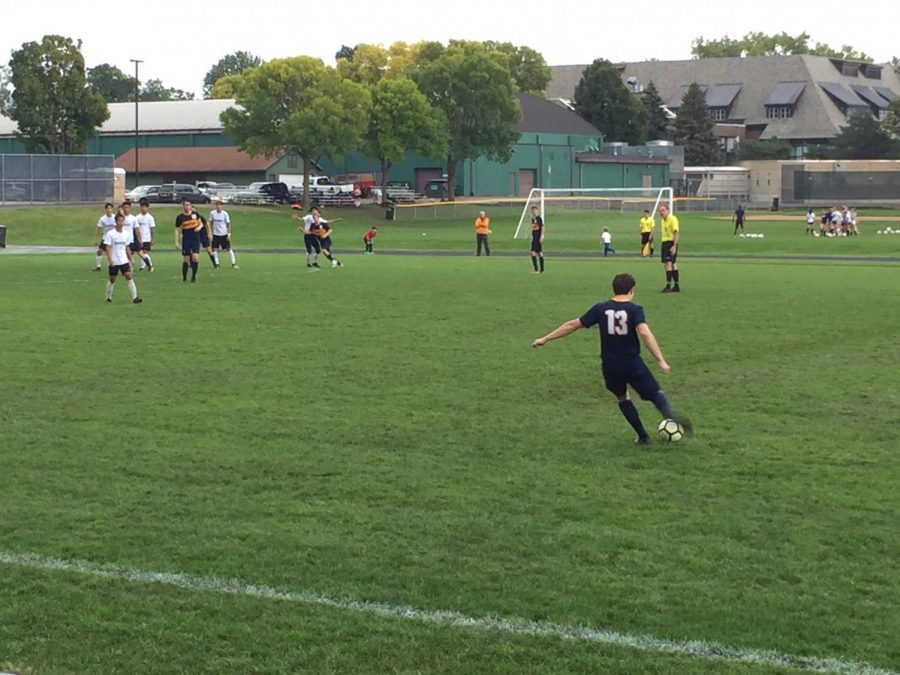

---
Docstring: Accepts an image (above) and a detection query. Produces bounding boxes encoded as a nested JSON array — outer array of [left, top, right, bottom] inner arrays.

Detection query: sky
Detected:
[[1, 0, 897, 95]]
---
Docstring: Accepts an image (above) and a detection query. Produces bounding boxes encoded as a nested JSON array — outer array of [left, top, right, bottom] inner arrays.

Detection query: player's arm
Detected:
[[636, 322, 671, 374], [202, 215, 212, 240], [103, 236, 113, 265], [540, 224, 545, 244], [95, 221, 102, 246], [671, 224, 679, 252], [174, 223, 180, 249], [532, 318, 583, 347]]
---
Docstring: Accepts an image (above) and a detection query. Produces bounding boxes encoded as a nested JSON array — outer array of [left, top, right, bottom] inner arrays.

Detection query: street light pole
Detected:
[[130, 59, 143, 187]]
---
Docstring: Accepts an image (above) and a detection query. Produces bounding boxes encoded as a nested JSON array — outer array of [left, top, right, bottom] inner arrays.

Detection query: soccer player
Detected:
[[197, 214, 219, 268], [94, 202, 117, 270], [805, 208, 816, 235], [103, 213, 142, 304], [601, 227, 615, 256], [529, 204, 544, 273], [135, 199, 155, 271], [732, 204, 746, 236], [475, 210, 491, 256], [658, 203, 680, 293], [639, 209, 654, 256], [313, 208, 344, 268], [363, 226, 378, 254], [531, 272, 689, 444], [174, 198, 206, 282], [293, 205, 322, 269], [209, 199, 239, 269]]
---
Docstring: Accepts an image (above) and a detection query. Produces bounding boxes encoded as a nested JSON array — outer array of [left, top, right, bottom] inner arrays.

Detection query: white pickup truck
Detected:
[[282, 175, 355, 196]]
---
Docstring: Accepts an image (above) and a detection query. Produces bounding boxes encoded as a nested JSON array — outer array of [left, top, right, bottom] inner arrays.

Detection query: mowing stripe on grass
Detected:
[[0, 550, 895, 675]]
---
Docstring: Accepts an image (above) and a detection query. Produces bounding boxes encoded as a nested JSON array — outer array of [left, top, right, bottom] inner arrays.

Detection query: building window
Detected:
[[766, 105, 794, 119], [286, 154, 298, 168], [709, 107, 728, 121]]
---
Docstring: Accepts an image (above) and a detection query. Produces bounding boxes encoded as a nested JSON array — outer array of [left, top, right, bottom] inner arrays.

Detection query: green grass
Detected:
[[0, 210, 899, 674]]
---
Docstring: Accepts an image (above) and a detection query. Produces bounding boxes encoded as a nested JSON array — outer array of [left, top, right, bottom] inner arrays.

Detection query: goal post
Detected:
[[513, 187, 674, 239]]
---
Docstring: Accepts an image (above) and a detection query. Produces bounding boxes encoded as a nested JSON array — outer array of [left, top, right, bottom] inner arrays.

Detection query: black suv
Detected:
[[246, 181, 290, 204], [153, 183, 211, 204]]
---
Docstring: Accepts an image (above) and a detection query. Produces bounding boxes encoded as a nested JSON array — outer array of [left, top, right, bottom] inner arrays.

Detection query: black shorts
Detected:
[[129, 241, 143, 253], [212, 234, 231, 250], [661, 241, 677, 263], [108, 263, 131, 277], [530, 237, 542, 253], [97, 242, 108, 251], [304, 234, 321, 254], [641, 232, 652, 245], [735, 218, 745, 226], [141, 242, 152, 252], [320, 236, 332, 250], [199, 229, 210, 247], [181, 232, 200, 256], [602, 358, 660, 401]]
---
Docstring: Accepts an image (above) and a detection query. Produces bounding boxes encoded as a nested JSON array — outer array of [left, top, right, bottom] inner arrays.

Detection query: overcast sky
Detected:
[[1, 0, 897, 95]]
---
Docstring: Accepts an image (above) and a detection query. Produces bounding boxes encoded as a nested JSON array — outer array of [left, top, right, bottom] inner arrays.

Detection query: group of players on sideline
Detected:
[[806, 205, 860, 237]]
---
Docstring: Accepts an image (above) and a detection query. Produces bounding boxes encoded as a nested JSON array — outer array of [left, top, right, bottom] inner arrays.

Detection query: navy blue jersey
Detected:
[[531, 215, 543, 240], [734, 207, 745, 222], [579, 300, 646, 361]]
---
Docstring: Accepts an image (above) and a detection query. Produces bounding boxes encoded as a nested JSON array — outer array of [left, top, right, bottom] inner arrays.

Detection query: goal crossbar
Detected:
[[513, 187, 673, 239]]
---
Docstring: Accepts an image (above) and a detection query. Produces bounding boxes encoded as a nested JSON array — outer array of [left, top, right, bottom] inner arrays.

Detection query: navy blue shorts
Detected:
[[304, 234, 321, 254], [108, 263, 131, 277], [199, 228, 210, 247], [181, 232, 200, 256], [602, 358, 660, 401], [212, 234, 230, 250], [661, 241, 677, 263], [320, 236, 332, 250], [531, 237, 542, 253]]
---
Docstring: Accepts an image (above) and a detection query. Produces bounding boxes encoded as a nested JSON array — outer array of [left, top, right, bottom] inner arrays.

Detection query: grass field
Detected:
[[0, 204, 899, 674]]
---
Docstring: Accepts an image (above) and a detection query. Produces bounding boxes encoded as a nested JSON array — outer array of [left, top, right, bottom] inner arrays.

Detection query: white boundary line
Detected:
[[0, 550, 895, 675]]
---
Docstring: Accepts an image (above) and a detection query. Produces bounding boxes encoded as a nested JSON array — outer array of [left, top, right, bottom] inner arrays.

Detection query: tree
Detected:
[[483, 41, 551, 94], [209, 74, 242, 99], [825, 110, 900, 159], [411, 41, 520, 201], [221, 56, 370, 209], [140, 79, 194, 101], [672, 82, 721, 165], [0, 65, 12, 116], [573, 59, 646, 145], [884, 99, 900, 138], [335, 45, 357, 62], [362, 77, 448, 195], [734, 138, 791, 161], [336, 44, 390, 85], [691, 31, 871, 61], [87, 63, 135, 102], [8, 35, 109, 153], [202, 51, 263, 98], [641, 80, 669, 141]]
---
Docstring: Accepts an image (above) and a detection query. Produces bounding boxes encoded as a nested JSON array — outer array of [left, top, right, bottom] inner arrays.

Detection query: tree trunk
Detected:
[[302, 155, 312, 210], [446, 154, 456, 202], [380, 159, 392, 207]]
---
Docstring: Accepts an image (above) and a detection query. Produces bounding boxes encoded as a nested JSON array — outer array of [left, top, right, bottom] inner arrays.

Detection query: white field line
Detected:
[[0, 550, 896, 675]]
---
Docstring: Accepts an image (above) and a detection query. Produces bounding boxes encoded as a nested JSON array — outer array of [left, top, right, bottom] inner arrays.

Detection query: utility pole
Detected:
[[130, 59, 143, 187]]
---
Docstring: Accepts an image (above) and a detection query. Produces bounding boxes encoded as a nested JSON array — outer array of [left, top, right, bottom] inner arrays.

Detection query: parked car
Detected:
[[154, 183, 211, 204], [197, 181, 236, 196], [124, 185, 160, 202], [244, 181, 290, 204]]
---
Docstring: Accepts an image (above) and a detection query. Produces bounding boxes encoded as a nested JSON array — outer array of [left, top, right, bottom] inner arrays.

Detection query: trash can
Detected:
[[0, 224, 6, 248], [385, 201, 395, 221], [771, 197, 780, 211]]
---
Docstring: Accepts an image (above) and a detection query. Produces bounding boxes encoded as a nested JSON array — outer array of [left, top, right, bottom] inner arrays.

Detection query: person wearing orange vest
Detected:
[[474, 210, 491, 256]]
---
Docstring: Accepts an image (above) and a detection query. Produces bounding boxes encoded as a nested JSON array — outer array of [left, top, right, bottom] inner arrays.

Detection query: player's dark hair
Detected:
[[121, 200, 131, 206], [182, 198, 191, 204], [104, 202, 114, 209], [114, 212, 125, 221], [139, 198, 149, 206], [643, 209, 650, 214], [612, 273, 636, 295]]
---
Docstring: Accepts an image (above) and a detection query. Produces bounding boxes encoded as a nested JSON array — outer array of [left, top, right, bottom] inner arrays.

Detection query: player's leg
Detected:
[[142, 244, 153, 272], [190, 252, 199, 281], [530, 251, 539, 272], [224, 238, 238, 268], [312, 238, 321, 267], [181, 253, 190, 281], [671, 245, 680, 292], [105, 266, 116, 301], [605, 366, 650, 443], [661, 244, 673, 292], [633, 365, 693, 435], [538, 250, 544, 273], [123, 267, 141, 302], [476, 234, 481, 256]]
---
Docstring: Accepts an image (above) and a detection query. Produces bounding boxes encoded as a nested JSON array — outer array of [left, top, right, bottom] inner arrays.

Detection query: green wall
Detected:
[[89, 133, 232, 157]]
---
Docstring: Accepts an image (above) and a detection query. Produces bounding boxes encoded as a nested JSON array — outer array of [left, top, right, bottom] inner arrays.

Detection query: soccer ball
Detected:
[[658, 419, 684, 442]]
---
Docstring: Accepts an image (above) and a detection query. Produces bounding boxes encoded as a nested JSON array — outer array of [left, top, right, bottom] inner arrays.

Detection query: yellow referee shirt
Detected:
[[639, 216, 654, 233], [661, 213, 679, 242]]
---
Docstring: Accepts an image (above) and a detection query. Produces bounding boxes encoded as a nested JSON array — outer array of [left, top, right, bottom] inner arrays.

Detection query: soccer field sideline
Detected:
[[1, 549, 896, 675]]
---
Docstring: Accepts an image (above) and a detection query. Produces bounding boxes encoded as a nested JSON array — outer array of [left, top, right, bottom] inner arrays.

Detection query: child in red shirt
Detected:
[[363, 226, 378, 254]]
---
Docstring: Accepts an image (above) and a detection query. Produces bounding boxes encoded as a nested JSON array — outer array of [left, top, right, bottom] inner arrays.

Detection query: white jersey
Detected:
[[806, 212, 815, 224], [302, 214, 328, 234], [97, 214, 117, 235], [103, 228, 133, 266], [209, 209, 230, 236], [601, 231, 612, 244], [136, 213, 156, 243]]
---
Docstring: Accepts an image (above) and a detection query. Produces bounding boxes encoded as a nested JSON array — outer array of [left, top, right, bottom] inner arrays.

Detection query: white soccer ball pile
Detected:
[[742, 233, 765, 239], [880, 227, 900, 235], [658, 419, 684, 442]]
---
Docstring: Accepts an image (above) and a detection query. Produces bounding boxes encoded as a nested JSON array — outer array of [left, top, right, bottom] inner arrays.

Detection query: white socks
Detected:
[[96, 254, 103, 267], [127, 279, 138, 300], [213, 251, 220, 266], [229, 250, 236, 265], [105, 281, 113, 300]]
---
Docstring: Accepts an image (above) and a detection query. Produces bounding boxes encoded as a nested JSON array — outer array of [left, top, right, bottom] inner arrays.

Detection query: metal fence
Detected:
[[793, 171, 900, 202], [0, 154, 115, 204]]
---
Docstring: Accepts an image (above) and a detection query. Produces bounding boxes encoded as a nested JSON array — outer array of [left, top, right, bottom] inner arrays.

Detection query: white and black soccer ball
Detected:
[[658, 419, 684, 442]]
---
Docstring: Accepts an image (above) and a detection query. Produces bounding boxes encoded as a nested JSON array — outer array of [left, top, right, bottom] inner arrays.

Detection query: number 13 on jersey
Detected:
[[605, 309, 629, 335]]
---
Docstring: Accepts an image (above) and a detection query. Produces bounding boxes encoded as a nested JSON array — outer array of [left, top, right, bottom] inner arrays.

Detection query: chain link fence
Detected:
[[0, 154, 115, 204]]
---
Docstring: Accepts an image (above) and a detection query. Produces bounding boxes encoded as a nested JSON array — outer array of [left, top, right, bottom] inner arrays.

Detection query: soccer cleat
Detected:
[[94, 266, 101, 271], [672, 414, 693, 435], [133, 297, 143, 304], [191, 278, 197, 283], [148, 265, 154, 273], [313, 262, 320, 268], [661, 286, 672, 293], [306, 263, 312, 268], [634, 436, 651, 446], [232, 264, 240, 270], [106, 298, 112, 303], [672, 285, 681, 293]]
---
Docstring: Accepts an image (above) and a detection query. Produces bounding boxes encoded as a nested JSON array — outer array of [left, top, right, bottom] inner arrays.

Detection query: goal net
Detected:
[[513, 187, 673, 239]]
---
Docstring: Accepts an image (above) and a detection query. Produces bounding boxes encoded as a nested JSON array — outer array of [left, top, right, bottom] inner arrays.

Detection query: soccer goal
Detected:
[[513, 187, 673, 239]]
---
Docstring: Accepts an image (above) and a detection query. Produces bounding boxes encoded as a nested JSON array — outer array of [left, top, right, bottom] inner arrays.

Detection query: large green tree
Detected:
[[203, 51, 262, 98], [221, 56, 370, 208], [411, 41, 521, 201], [692, 32, 871, 61], [8, 35, 109, 153], [641, 80, 669, 141], [363, 77, 448, 194], [826, 110, 900, 159], [141, 79, 194, 101], [573, 59, 646, 145], [87, 63, 135, 102], [483, 41, 551, 94], [673, 82, 722, 165]]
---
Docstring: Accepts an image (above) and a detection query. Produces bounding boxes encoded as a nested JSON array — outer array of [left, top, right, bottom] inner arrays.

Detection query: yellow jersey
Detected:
[[639, 216, 654, 234], [661, 214, 679, 242]]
